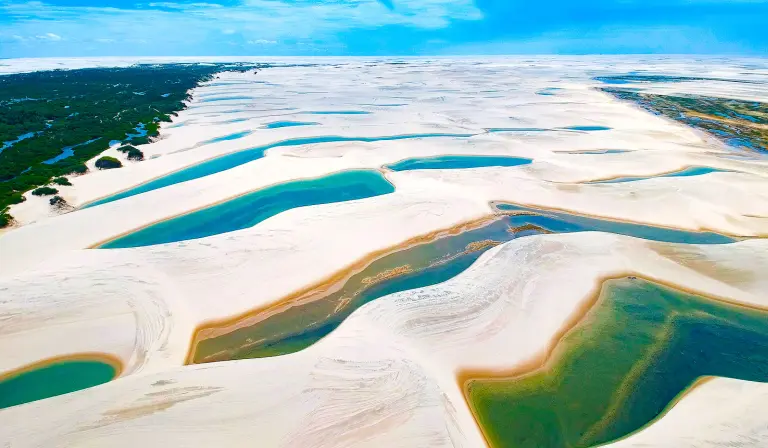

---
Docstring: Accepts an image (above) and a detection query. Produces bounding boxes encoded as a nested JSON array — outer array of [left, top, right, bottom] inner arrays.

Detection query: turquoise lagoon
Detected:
[[0, 359, 118, 409], [589, 166, 728, 184], [306, 111, 371, 115], [495, 203, 734, 244], [386, 155, 532, 171], [100, 170, 394, 249], [485, 128, 548, 133], [85, 133, 474, 208], [562, 126, 612, 131], [263, 121, 319, 129], [200, 130, 252, 145]]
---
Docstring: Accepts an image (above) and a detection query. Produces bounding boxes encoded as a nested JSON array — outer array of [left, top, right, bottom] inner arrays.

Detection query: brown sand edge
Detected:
[[687, 111, 768, 131], [457, 273, 768, 448], [0, 352, 125, 383], [87, 168, 394, 249], [488, 199, 762, 239], [187, 198, 757, 365], [183, 214, 504, 364]]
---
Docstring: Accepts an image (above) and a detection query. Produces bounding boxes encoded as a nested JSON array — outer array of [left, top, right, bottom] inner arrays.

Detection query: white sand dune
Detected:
[[2, 233, 768, 447], [1, 57, 767, 447]]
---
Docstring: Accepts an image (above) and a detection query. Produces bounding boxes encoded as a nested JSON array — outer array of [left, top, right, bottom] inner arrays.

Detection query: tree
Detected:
[[117, 145, 144, 161], [95, 156, 122, 170], [0, 210, 12, 228], [51, 176, 72, 186], [49, 195, 67, 207], [31, 186, 58, 196], [126, 147, 144, 161]]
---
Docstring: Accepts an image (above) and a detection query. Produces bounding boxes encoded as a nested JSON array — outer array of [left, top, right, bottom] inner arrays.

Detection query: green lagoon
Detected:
[[0, 359, 118, 409], [466, 277, 768, 448], [191, 203, 735, 363]]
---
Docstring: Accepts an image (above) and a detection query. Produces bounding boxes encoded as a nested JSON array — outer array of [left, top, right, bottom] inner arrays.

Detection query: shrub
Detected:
[[65, 164, 88, 175], [116, 144, 137, 153], [126, 147, 144, 161], [49, 195, 67, 207], [32, 186, 58, 196], [95, 156, 122, 170], [51, 176, 72, 186], [128, 136, 149, 145], [117, 145, 144, 161], [0, 211, 12, 228]]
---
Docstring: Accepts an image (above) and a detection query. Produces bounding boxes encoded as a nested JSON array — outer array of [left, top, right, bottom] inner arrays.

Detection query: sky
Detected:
[[1, 0, 767, 58]]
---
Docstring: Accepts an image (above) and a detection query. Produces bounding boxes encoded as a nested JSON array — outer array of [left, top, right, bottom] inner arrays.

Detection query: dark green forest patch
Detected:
[[0, 63, 259, 227]]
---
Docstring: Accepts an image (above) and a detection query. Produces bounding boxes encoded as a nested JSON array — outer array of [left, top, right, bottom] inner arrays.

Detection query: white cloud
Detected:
[[147, 2, 223, 10], [95, 38, 115, 43], [35, 32, 62, 41], [0, 0, 481, 42], [0, 0, 483, 56]]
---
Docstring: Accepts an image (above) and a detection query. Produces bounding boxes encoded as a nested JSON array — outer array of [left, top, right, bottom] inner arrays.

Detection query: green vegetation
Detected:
[[117, 144, 144, 161], [51, 176, 71, 186], [127, 149, 144, 161], [116, 144, 137, 153], [128, 135, 150, 145], [466, 278, 768, 448], [49, 195, 67, 207], [0, 63, 259, 227], [7, 192, 24, 204], [596, 74, 764, 85], [31, 186, 58, 196], [602, 88, 767, 152], [95, 156, 122, 170]]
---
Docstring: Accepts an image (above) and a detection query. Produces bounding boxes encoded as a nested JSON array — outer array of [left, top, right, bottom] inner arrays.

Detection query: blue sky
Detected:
[[1, 0, 767, 57]]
